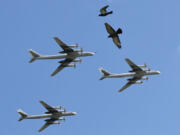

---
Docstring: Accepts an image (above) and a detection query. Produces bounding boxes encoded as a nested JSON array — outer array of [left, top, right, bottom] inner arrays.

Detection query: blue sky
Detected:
[[1, 0, 180, 134]]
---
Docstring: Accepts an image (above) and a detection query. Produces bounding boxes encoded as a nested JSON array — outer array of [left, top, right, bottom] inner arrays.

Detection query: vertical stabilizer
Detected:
[[17, 109, 28, 121], [28, 49, 40, 63], [99, 67, 111, 80]]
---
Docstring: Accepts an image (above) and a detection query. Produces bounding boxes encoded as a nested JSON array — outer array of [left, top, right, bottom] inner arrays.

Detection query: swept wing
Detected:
[[51, 58, 74, 76], [119, 77, 142, 92], [54, 37, 74, 54], [38, 119, 57, 132], [125, 58, 143, 72], [40, 100, 58, 113]]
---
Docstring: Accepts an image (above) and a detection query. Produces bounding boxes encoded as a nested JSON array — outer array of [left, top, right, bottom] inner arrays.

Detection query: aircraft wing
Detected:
[[118, 77, 141, 92], [54, 37, 74, 53], [40, 100, 58, 113], [51, 58, 74, 77], [38, 119, 57, 132], [125, 58, 143, 72], [119, 81, 133, 92], [105, 23, 116, 35]]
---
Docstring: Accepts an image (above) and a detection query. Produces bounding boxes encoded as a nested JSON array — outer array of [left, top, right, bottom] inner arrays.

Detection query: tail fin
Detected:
[[28, 49, 40, 63], [116, 28, 123, 34], [99, 67, 111, 80], [17, 109, 28, 121]]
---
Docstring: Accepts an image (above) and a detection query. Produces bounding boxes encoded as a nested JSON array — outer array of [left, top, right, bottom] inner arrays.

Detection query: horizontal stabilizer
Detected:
[[17, 109, 28, 121], [99, 67, 111, 80], [28, 49, 40, 63]]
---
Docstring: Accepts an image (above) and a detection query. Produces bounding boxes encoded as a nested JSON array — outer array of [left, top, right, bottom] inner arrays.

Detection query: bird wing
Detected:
[[112, 36, 121, 48], [105, 23, 116, 35], [100, 5, 109, 14]]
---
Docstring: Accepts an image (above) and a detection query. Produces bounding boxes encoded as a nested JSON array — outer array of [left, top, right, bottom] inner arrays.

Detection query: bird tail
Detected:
[[116, 28, 123, 34]]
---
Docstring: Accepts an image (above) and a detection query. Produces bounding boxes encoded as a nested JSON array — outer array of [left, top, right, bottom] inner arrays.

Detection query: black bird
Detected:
[[99, 5, 113, 16], [104, 23, 123, 49]]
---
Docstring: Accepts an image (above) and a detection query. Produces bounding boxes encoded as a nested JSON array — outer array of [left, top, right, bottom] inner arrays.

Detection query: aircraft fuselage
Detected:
[[24, 112, 76, 120], [106, 70, 160, 78], [35, 52, 94, 60]]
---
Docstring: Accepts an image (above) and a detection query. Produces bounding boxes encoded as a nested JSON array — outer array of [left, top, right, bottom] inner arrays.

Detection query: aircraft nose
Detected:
[[72, 112, 77, 115], [157, 71, 161, 74], [90, 52, 95, 56]]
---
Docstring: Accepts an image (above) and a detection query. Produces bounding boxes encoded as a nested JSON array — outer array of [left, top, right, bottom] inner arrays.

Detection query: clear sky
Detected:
[[1, 0, 180, 135]]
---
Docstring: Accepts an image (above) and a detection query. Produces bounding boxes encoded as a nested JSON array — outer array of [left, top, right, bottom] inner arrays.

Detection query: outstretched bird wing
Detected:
[[100, 5, 109, 14], [105, 23, 116, 35], [112, 36, 121, 48]]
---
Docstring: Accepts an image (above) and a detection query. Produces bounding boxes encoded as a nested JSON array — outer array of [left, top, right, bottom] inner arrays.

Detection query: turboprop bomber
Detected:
[[28, 37, 95, 76], [17, 100, 77, 132], [99, 58, 160, 92]]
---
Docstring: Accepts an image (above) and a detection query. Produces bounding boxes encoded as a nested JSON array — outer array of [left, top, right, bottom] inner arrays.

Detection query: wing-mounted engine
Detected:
[[68, 43, 78, 48], [127, 78, 143, 84], [58, 61, 76, 68], [141, 77, 149, 80], [53, 106, 62, 110], [74, 48, 83, 53], [59, 117, 65, 121], [64, 64, 76, 68], [138, 63, 147, 68], [135, 80, 143, 84], [73, 58, 82, 63], [143, 68, 151, 71]]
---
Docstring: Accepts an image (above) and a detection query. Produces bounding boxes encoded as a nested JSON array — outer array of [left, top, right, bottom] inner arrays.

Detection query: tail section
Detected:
[[17, 109, 28, 121], [99, 67, 111, 80], [116, 28, 123, 34], [28, 49, 40, 63]]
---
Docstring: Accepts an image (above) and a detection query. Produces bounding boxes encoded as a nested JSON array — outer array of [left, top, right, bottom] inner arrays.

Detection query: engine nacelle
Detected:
[[74, 48, 83, 53], [53, 106, 62, 109], [64, 64, 76, 68], [135, 81, 143, 84], [68, 44, 78, 48], [73, 59, 82, 63], [141, 77, 149, 80], [144, 68, 151, 71], [51, 121, 60, 125], [138, 63, 147, 68], [59, 118, 65, 121]]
